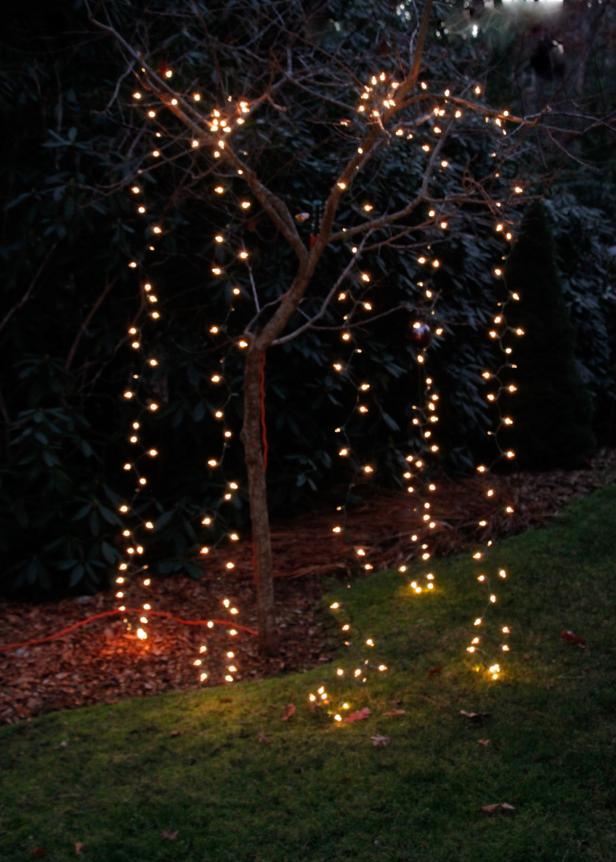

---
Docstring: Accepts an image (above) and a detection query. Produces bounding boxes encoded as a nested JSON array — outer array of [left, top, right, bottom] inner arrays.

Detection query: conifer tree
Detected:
[[505, 202, 594, 469]]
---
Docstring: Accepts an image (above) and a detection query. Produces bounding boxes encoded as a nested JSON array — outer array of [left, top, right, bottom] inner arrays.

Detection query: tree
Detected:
[[81, 0, 611, 654], [505, 201, 595, 468], [1, 1, 611, 615]]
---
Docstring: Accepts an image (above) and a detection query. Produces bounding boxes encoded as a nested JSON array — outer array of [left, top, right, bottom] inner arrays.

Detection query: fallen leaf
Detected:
[[560, 629, 586, 647], [30, 849, 46, 859], [478, 738, 491, 746], [343, 707, 371, 723], [481, 802, 516, 815], [427, 666, 443, 677], [169, 730, 181, 738], [161, 830, 178, 841], [74, 842, 86, 856], [281, 703, 296, 721], [371, 734, 391, 747], [383, 708, 406, 717], [460, 710, 490, 723]]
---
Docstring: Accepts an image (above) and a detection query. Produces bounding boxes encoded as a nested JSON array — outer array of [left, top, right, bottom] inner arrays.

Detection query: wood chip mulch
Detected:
[[2, 448, 615, 726]]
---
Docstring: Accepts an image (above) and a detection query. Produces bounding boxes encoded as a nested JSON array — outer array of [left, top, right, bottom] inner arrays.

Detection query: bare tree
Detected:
[[87, 0, 607, 653]]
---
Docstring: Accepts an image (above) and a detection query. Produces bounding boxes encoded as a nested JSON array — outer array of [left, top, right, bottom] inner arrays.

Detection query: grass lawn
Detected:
[[2, 487, 616, 862]]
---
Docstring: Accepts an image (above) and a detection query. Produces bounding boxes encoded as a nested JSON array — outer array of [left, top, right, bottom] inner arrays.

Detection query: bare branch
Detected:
[[103, 58, 137, 112], [245, 263, 261, 315], [65, 278, 118, 371], [273, 234, 372, 346], [88, 11, 309, 265], [310, 0, 434, 253], [330, 114, 449, 244], [249, 0, 435, 351], [0, 243, 59, 338]]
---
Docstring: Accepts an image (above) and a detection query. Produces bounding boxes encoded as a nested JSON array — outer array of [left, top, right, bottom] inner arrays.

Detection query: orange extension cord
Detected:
[[259, 351, 268, 470], [0, 608, 257, 654], [0, 358, 270, 656]]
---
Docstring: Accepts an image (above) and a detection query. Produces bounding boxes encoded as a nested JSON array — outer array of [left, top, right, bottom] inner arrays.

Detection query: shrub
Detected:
[[505, 202, 595, 469]]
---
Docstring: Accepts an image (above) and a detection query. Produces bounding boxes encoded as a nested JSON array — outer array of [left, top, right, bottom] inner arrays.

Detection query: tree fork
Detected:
[[241, 347, 277, 655]]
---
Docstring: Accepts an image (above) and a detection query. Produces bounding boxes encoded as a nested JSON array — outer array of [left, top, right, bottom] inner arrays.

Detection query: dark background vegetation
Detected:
[[1, 0, 614, 597]]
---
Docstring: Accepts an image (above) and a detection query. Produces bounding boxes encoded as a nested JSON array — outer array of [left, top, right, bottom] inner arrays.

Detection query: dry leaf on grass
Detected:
[[371, 734, 391, 747], [383, 708, 406, 717], [560, 629, 587, 647], [160, 830, 178, 841], [74, 842, 86, 856], [343, 707, 371, 723], [478, 738, 491, 746], [481, 802, 516, 815], [460, 710, 490, 723], [281, 703, 296, 721]]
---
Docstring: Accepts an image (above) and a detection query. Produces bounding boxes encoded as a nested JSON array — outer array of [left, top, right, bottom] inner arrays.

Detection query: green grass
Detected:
[[2, 487, 616, 862]]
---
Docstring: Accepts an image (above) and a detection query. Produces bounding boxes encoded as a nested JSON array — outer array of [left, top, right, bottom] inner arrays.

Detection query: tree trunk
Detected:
[[241, 347, 277, 655]]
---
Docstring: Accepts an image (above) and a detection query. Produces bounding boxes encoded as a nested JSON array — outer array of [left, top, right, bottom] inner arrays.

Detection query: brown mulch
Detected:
[[2, 448, 615, 726]]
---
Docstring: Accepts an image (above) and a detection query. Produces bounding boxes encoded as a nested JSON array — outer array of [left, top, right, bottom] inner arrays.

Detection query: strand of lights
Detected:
[[396, 80, 525, 682], [117, 178, 165, 645], [357, 77, 528, 685], [315, 75, 527, 718], [465, 206, 522, 682], [329, 251, 378, 578], [399, 262, 443, 596], [181, 97, 248, 687], [193, 134, 251, 687], [317, 238, 398, 719], [131, 80, 256, 685], [128, 55, 530, 703], [308, 602, 388, 722]]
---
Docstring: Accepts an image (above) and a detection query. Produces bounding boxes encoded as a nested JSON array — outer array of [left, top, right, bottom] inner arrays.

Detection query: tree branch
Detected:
[[0, 243, 59, 337], [314, 0, 434, 251], [248, 0, 435, 351], [65, 277, 118, 371], [88, 11, 309, 264], [272, 234, 371, 346]]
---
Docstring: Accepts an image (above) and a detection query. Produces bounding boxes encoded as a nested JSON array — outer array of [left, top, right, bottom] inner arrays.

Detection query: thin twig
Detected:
[[0, 243, 59, 337], [65, 278, 118, 371]]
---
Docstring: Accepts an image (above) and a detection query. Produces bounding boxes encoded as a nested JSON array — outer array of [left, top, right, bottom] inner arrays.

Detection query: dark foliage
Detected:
[[1, 1, 614, 596], [506, 203, 595, 469]]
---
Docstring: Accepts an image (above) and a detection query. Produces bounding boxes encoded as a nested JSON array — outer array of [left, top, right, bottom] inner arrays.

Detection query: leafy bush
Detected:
[[505, 203, 595, 469], [1, 1, 614, 596]]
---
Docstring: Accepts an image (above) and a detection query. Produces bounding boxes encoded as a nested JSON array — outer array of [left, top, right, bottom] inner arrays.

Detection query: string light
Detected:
[[114, 47, 534, 712], [463, 208, 522, 680], [115, 193, 167, 644], [120, 84, 273, 688]]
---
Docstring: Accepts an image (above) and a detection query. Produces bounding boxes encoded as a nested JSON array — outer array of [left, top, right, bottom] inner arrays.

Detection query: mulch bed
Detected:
[[2, 449, 616, 726]]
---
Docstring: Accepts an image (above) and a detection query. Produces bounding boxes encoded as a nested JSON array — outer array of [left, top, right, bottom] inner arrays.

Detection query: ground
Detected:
[[2, 449, 616, 726], [1, 485, 615, 861]]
